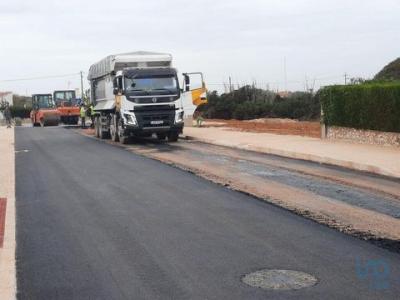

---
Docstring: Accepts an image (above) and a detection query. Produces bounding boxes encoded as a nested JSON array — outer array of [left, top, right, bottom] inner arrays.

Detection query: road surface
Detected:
[[15, 127, 400, 299], [111, 135, 400, 244]]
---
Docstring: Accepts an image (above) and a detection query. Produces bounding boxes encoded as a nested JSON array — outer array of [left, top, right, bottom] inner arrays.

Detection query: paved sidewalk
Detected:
[[0, 127, 16, 300], [183, 126, 400, 179]]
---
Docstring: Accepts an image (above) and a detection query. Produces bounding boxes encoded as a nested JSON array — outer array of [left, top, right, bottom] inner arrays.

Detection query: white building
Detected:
[[0, 92, 13, 106]]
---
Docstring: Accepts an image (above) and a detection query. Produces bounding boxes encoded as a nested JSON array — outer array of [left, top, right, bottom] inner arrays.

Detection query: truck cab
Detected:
[[30, 94, 60, 127], [111, 67, 183, 141], [88, 51, 207, 144]]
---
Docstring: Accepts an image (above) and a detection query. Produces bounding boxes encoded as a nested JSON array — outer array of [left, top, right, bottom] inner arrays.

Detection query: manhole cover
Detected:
[[242, 269, 318, 290]]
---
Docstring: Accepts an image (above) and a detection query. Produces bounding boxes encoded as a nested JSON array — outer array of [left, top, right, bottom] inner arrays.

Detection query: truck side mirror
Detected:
[[117, 77, 125, 94], [118, 77, 124, 90]]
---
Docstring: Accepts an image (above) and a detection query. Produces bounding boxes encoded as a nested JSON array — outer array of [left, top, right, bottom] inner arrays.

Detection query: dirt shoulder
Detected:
[[203, 118, 321, 138], [183, 126, 400, 179]]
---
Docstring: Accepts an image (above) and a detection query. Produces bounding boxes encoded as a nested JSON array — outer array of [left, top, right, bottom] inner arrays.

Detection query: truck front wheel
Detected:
[[156, 133, 166, 140], [167, 132, 179, 142], [118, 119, 130, 145], [94, 117, 100, 138], [110, 114, 120, 142]]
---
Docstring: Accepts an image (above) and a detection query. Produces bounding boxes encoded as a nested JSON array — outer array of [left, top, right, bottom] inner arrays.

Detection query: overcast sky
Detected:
[[0, 0, 399, 95]]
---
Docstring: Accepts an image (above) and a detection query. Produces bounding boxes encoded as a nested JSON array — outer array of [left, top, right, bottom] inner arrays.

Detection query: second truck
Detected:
[[88, 51, 207, 143]]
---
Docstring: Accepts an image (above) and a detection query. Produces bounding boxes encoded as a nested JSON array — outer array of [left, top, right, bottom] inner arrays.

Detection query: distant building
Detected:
[[0, 92, 13, 106], [277, 91, 292, 98]]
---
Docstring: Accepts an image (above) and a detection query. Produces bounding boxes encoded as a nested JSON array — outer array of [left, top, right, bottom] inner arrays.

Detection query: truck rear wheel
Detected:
[[95, 117, 100, 138], [100, 129, 109, 139], [98, 116, 110, 139], [119, 135, 129, 145]]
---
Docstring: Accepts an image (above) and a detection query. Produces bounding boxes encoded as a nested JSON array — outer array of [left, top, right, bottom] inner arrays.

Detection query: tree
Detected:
[[374, 57, 400, 81]]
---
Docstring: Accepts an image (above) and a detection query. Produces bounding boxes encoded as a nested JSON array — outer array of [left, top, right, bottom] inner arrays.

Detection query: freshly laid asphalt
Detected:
[[15, 127, 400, 299]]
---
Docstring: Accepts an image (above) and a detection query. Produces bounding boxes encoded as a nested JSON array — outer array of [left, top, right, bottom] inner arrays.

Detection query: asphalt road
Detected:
[[15, 127, 400, 299], [125, 138, 400, 221]]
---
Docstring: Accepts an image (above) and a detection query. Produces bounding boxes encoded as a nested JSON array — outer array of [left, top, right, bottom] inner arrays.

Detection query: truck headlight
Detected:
[[175, 110, 184, 124], [123, 112, 137, 126]]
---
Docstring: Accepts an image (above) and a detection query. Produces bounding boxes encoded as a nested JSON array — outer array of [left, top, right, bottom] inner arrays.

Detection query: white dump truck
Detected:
[[88, 51, 207, 143]]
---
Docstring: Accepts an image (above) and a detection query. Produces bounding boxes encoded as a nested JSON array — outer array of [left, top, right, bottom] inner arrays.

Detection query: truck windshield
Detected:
[[35, 95, 55, 109], [125, 76, 178, 94]]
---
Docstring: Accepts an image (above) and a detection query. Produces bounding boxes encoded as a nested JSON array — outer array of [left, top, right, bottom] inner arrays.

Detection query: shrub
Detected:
[[374, 57, 400, 81], [10, 106, 31, 118], [319, 82, 400, 132], [201, 87, 320, 121]]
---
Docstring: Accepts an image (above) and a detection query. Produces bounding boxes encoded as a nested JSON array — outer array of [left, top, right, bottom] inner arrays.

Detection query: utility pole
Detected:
[[344, 73, 348, 85], [229, 76, 232, 93], [311, 78, 316, 94], [223, 82, 228, 94], [284, 56, 288, 92], [305, 75, 309, 92], [80, 71, 85, 102]]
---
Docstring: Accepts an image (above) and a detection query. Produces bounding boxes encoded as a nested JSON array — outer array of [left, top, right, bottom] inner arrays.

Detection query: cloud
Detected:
[[0, 0, 399, 95]]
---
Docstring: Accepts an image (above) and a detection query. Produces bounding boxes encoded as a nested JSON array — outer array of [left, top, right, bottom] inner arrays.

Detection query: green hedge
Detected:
[[10, 106, 31, 118], [319, 82, 400, 133]]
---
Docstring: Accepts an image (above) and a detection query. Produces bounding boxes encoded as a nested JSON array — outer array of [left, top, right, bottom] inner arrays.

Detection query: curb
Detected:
[[181, 135, 399, 179]]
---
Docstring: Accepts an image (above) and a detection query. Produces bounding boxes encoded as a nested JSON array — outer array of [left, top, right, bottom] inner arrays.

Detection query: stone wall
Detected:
[[326, 126, 400, 147]]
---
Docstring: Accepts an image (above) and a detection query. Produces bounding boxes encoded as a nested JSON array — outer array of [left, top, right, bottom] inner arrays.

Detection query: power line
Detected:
[[206, 75, 343, 87], [283, 56, 287, 92], [0, 72, 81, 83]]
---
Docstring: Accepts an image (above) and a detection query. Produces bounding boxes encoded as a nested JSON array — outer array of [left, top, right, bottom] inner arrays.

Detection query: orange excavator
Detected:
[[30, 94, 60, 127], [54, 90, 80, 125]]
